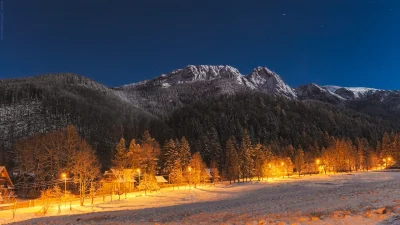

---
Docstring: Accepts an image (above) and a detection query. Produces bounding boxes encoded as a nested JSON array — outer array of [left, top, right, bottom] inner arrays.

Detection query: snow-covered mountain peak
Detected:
[[119, 65, 297, 99], [322, 85, 380, 99], [295, 83, 344, 103], [121, 65, 245, 89], [246, 67, 296, 99], [179, 65, 242, 81]]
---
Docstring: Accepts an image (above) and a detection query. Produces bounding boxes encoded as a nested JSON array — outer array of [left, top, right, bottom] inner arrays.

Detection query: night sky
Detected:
[[0, 0, 399, 89]]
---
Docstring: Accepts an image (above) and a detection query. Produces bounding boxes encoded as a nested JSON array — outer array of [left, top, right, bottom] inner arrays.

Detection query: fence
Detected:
[[0, 180, 216, 212]]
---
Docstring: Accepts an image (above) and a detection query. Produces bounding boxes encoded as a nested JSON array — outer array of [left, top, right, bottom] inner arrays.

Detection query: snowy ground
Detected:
[[3, 171, 400, 225]]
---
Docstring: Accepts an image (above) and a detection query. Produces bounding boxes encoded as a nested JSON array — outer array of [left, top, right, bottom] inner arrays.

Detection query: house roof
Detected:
[[102, 169, 137, 182], [0, 166, 14, 188], [155, 176, 168, 183]]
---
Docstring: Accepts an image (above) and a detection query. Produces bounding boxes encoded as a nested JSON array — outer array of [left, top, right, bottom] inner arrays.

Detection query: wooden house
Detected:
[[101, 169, 136, 194], [0, 167, 15, 203]]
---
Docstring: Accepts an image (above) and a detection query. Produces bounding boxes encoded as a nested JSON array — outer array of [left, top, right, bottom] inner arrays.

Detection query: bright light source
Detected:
[[316, 159, 320, 164], [62, 173, 66, 178], [388, 157, 392, 161], [188, 166, 192, 172], [137, 169, 140, 173]]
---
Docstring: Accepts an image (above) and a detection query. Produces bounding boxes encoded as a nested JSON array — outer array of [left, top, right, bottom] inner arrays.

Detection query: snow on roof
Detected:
[[155, 176, 168, 183], [0, 166, 14, 188]]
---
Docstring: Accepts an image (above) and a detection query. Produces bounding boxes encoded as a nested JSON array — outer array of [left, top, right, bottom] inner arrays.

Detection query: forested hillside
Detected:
[[0, 74, 170, 169], [168, 93, 396, 166], [1, 73, 399, 171]]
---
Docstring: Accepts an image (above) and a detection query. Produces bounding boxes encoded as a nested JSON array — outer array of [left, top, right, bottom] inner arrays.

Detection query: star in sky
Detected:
[[282, 13, 286, 16]]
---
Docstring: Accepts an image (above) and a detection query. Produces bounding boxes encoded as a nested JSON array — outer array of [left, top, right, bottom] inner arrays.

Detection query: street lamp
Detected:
[[62, 173, 67, 194], [137, 169, 141, 190], [188, 166, 192, 189], [280, 162, 286, 178]]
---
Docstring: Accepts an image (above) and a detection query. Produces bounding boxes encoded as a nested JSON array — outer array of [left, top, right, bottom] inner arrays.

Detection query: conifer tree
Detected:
[[162, 139, 179, 173], [139, 130, 160, 175], [253, 144, 265, 181], [294, 148, 305, 177], [209, 160, 220, 183], [179, 136, 191, 169], [225, 136, 239, 184], [239, 130, 253, 181], [170, 159, 183, 186], [112, 138, 129, 170], [381, 132, 393, 159], [128, 138, 141, 169], [189, 152, 203, 188]]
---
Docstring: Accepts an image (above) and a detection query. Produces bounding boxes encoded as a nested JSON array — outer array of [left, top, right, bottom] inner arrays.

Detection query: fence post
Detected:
[[12, 202, 16, 219]]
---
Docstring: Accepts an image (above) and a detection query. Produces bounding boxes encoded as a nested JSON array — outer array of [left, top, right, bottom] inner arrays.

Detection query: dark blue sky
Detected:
[[0, 0, 399, 89]]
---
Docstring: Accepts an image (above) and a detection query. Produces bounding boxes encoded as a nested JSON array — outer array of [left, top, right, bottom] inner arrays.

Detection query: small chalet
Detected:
[[0, 166, 15, 203], [155, 176, 168, 184], [101, 169, 136, 193]]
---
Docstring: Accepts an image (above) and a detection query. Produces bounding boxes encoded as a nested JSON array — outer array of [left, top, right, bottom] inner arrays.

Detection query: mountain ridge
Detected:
[[118, 64, 396, 102]]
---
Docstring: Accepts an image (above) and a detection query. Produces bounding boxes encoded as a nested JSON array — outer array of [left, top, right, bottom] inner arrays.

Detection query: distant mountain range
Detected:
[[118, 64, 397, 102], [1, 65, 399, 168]]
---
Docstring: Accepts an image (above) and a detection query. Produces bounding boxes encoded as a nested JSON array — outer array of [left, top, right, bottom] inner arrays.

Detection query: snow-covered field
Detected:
[[3, 171, 400, 225]]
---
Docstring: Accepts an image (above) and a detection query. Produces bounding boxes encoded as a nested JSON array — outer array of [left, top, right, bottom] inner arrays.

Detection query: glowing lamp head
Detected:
[[137, 169, 141, 173], [316, 159, 320, 164], [62, 173, 66, 178], [388, 157, 392, 161], [281, 162, 284, 166], [188, 166, 192, 172]]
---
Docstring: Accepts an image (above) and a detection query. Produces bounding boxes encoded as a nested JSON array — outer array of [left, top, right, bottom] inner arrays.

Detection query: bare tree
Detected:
[[70, 140, 100, 206]]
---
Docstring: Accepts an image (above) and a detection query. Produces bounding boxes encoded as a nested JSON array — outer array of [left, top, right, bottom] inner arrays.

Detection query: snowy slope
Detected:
[[322, 85, 380, 100], [121, 65, 244, 88], [246, 67, 297, 99], [295, 83, 344, 104]]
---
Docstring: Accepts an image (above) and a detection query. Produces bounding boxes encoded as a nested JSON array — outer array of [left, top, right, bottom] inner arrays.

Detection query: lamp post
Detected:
[[280, 162, 285, 178], [137, 169, 141, 191], [188, 166, 192, 189], [316, 159, 320, 174], [62, 173, 67, 194]]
